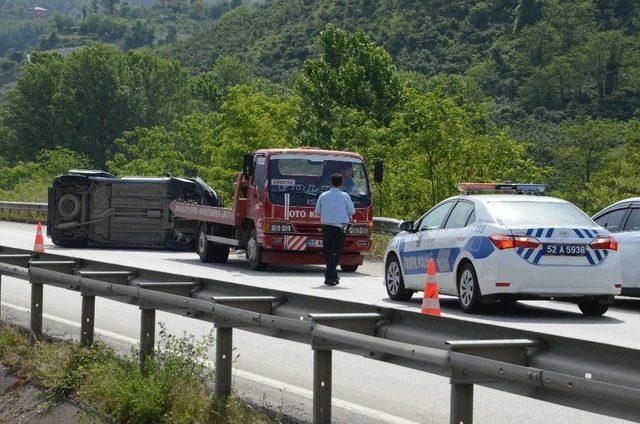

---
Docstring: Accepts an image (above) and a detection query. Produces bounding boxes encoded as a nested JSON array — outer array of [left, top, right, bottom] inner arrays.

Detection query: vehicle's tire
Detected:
[[578, 297, 611, 316], [247, 229, 267, 271], [58, 193, 81, 220], [340, 264, 359, 273], [385, 254, 414, 301], [457, 262, 483, 313], [197, 224, 214, 263]]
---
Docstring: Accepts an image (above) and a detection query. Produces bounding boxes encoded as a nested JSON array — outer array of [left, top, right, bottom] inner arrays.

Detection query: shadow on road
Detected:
[[381, 296, 625, 324]]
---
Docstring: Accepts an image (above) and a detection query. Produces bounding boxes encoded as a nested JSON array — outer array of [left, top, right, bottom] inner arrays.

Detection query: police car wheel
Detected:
[[457, 263, 482, 313], [385, 254, 414, 301], [577, 298, 611, 316]]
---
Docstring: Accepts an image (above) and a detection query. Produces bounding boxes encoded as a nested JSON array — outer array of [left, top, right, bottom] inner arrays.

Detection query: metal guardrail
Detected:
[[0, 201, 47, 212], [0, 246, 638, 423], [0, 200, 402, 234]]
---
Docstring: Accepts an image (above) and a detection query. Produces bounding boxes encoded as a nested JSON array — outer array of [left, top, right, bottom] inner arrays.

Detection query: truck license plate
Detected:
[[307, 239, 323, 248]]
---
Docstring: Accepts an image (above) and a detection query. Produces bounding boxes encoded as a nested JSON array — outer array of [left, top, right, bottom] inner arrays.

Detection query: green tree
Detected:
[[514, 0, 543, 33], [552, 117, 626, 212], [101, 0, 120, 16], [124, 20, 155, 50], [3, 52, 64, 162], [297, 25, 402, 148], [189, 56, 253, 110]]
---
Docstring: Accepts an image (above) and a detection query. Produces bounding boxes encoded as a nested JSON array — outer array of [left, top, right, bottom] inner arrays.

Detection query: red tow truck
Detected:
[[169, 148, 376, 271]]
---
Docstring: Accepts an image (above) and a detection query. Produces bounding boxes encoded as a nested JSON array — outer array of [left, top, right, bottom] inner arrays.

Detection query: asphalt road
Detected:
[[0, 221, 636, 423]]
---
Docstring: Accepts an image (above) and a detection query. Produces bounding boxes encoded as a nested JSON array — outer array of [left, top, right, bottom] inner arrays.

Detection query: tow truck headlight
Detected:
[[347, 225, 369, 236], [270, 222, 293, 233]]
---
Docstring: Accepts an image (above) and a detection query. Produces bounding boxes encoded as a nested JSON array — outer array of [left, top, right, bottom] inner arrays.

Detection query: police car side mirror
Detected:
[[399, 220, 414, 232]]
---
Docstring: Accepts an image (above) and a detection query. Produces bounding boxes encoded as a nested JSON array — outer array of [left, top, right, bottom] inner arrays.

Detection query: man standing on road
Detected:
[[315, 173, 355, 286]]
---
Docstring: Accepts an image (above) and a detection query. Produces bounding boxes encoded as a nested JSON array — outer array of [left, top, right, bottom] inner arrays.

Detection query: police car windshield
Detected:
[[486, 201, 595, 227], [268, 155, 370, 207]]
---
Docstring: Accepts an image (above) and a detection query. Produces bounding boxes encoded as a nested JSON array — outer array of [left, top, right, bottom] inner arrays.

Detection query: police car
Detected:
[[384, 183, 622, 316], [593, 197, 640, 297]]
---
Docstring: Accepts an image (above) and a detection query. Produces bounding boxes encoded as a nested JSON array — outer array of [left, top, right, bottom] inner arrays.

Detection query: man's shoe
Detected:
[[324, 280, 339, 286]]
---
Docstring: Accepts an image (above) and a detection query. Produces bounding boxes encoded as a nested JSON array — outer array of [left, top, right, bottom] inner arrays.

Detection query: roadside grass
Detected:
[[0, 210, 46, 223], [0, 323, 277, 423], [365, 232, 394, 261]]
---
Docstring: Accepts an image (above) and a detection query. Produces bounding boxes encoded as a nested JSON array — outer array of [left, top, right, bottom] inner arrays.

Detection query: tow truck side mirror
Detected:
[[242, 154, 254, 178], [373, 160, 383, 183]]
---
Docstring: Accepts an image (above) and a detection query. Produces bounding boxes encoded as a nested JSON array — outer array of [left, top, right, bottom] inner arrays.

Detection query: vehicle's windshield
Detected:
[[485, 201, 596, 227], [268, 154, 370, 207]]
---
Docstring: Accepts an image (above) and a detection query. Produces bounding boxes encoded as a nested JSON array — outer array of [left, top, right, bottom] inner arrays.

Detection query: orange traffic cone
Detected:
[[421, 258, 441, 316], [33, 221, 45, 254]]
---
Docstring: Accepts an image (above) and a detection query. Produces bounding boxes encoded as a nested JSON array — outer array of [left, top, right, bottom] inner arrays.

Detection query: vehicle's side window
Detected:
[[418, 202, 453, 231], [594, 208, 628, 232], [624, 209, 640, 232], [253, 157, 266, 195], [444, 202, 475, 229], [465, 210, 476, 226]]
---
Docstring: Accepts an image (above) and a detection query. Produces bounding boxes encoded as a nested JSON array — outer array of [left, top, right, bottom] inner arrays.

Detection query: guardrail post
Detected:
[[30, 278, 43, 343], [313, 348, 332, 424], [139, 308, 155, 368], [450, 381, 474, 424], [215, 326, 233, 398], [80, 294, 95, 346]]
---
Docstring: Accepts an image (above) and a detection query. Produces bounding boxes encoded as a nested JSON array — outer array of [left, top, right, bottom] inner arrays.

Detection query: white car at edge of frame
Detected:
[[593, 197, 640, 297], [384, 183, 622, 316]]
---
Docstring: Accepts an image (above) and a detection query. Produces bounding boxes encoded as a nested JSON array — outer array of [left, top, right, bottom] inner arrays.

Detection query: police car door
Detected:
[[436, 201, 475, 295], [401, 202, 454, 288]]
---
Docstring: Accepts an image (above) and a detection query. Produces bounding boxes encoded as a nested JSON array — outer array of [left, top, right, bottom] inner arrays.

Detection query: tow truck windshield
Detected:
[[268, 154, 371, 207]]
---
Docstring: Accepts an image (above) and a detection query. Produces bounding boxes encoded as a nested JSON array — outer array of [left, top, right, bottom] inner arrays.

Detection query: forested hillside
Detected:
[[166, 0, 640, 117], [0, 0, 639, 219]]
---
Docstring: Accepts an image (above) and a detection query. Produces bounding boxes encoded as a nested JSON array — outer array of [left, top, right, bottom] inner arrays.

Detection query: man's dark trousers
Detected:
[[322, 225, 345, 283]]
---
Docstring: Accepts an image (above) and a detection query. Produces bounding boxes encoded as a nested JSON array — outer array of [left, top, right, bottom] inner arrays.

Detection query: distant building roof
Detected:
[[28, 6, 48, 11]]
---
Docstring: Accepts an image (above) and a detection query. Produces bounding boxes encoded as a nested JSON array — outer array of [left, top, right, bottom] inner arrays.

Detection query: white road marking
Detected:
[[1, 300, 418, 424]]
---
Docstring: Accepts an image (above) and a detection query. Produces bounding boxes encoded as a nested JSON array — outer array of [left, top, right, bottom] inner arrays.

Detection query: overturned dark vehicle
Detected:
[[47, 170, 220, 249]]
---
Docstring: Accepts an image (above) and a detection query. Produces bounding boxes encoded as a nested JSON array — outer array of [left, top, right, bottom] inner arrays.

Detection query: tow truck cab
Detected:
[[189, 148, 375, 271]]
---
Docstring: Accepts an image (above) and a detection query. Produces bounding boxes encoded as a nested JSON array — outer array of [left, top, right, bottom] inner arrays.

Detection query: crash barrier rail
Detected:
[[0, 201, 403, 234], [0, 201, 47, 212], [0, 246, 638, 424]]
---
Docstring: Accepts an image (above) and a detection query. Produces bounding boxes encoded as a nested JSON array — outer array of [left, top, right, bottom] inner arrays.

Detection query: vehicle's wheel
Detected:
[[578, 297, 612, 316], [340, 264, 359, 273], [457, 262, 483, 313], [247, 229, 267, 271], [58, 193, 81, 219], [385, 254, 414, 301], [197, 224, 214, 263]]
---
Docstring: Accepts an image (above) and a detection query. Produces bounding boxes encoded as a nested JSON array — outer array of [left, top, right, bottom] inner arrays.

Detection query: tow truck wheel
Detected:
[[197, 224, 214, 263], [340, 265, 359, 272], [247, 229, 267, 271], [578, 297, 612, 316]]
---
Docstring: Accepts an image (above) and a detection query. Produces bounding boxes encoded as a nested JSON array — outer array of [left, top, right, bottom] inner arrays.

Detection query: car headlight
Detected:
[[270, 222, 293, 233], [347, 225, 369, 235]]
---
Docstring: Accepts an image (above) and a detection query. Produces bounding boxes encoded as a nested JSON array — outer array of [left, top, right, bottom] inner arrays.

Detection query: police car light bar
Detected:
[[457, 183, 547, 194]]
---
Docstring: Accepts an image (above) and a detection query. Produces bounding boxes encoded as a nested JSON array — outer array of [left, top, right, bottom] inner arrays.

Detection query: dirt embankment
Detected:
[[0, 364, 86, 424]]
